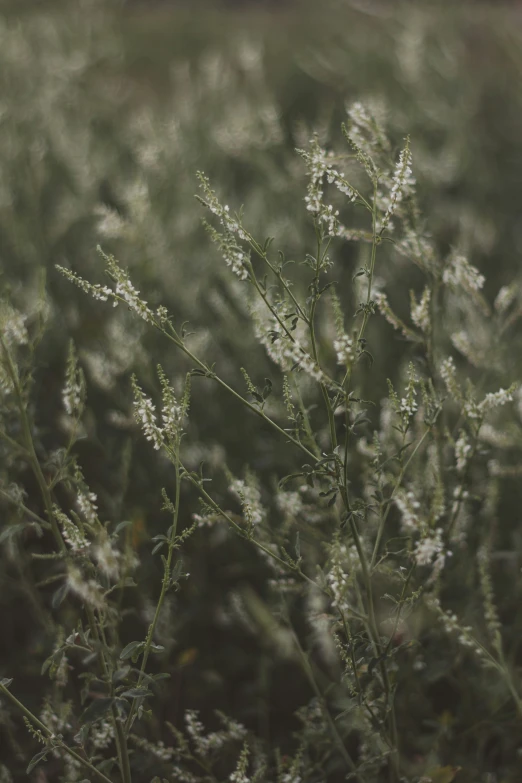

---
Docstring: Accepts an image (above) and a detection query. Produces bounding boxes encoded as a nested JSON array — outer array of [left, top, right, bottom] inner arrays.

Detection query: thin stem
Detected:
[[181, 461, 368, 623], [124, 439, 182, 735], [0, 334, 66, 554], [370, 422, 435, 571], [0, 683, 115, 783], [158, 324, 319, 465], [290, 631, 364, 782]]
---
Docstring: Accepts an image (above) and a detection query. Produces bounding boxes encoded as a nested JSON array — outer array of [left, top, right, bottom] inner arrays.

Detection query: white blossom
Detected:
[[380, 139, 414, 232], [55, 266, 117, 304], [229, 477, 264, 526], [333, 333, 354, 366], [455, 431, 471, 473], [76, 489, 99, 526], [443, 253, 485, 293], [67, 566, 104, 608], [410, 286, 431, 332]]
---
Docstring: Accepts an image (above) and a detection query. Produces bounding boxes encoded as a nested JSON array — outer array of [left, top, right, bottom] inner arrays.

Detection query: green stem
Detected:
[[0, 683, 115, 783], [291, 631, 364, 782], [86, 607, 132, 783], [158, 325, 319, 465], [0, 334, 66, 554], [124, 440, 182, 735], [370, 422, 435, 571]]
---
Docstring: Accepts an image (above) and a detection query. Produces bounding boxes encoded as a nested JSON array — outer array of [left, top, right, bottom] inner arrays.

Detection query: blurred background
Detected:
[[2, 0, 522, 780]]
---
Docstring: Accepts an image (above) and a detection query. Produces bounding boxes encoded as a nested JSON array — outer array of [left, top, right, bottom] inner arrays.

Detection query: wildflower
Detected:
[[62, 341, 85, 417], [374, 291, 417, 340], [54, 506, 88, 552], [229, 477, 264, 526], [76, 488, 99, 527], [399, 362, 419, 420], [114, 275, 155, 323], [440, 356, 462, 402], [333, 333, 354, 366], [455, 431, 471, 473], [410, 286, 431, 333], [443, 253, 485, 294], [276, 490, 303, 518], [479, 385, 516, 414], [131, 376, 163, 450], [55, 266, 117, 305], [91, 720, 114, 751], [413, 527, 450, 581], [494, 283, 518, 314], [0, 302, 28, 348], [229, 743, 250, 783], [197, 173, 247, 238], [380, 138, 414, 232], [394, 489, 422, 532], [93, 533, 121, 580], [67, 566, 104, 609], [251, 300, 328, 384], [204, 220, 250, 281]]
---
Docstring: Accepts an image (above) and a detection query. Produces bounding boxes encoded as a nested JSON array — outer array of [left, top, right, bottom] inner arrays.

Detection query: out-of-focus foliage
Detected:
[[1, 1, 522, 782]]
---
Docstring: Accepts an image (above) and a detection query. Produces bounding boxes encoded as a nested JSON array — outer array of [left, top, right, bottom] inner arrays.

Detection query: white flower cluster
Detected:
[[326, 542, 360, 613], [298, 136, 355, 238], [93, 534, 121, 581], [229, 743, 250, 783], [374, 292, 412, 340], [91, 720, 114, 751], [394, 228, 436, 273], [479, 386, 516, 414], [67, 565, 104, 609], [462, 385, 516, 420], [333, 333, 354, 366], [132, 378, 163, 450], [429, 597, 484, 654], [114, 274, 155, 324], [54, 506, 88, 552], [442, 253, 485, 294], [230, 772, 249, 783], [204, 220, 250, 281], [184, 710, 247, 758], [131, 733, 176, 762], [455, 431, 471, 473], [450, 330, 486, 369], [494, 283, 518, 314], [410, 286, 431, 333], [276, 490, 303, 518], [399, 362, 419, 420], [76, 488, 99, 526], [62, 341, 84, 417], [413, 527, 450, 574], [380, 140, 415, 233], [229, 478, 264, 526], [0, 302, 28, 348], [394, 489, 422, 532], [56, 266, 117, 305], [197, 174, 252, 279], [197, 173, 247, 239], [440, 356, 461, 401], [251, 301, 328, 384]]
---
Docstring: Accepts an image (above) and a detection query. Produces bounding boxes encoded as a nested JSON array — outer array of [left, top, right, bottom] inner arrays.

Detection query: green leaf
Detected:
[[52, 582, 69, 609], [27, 748, 49, 773], [80, 697, 115, 723], [120, 687, 151, 698], [120, 641, 144, 660]]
